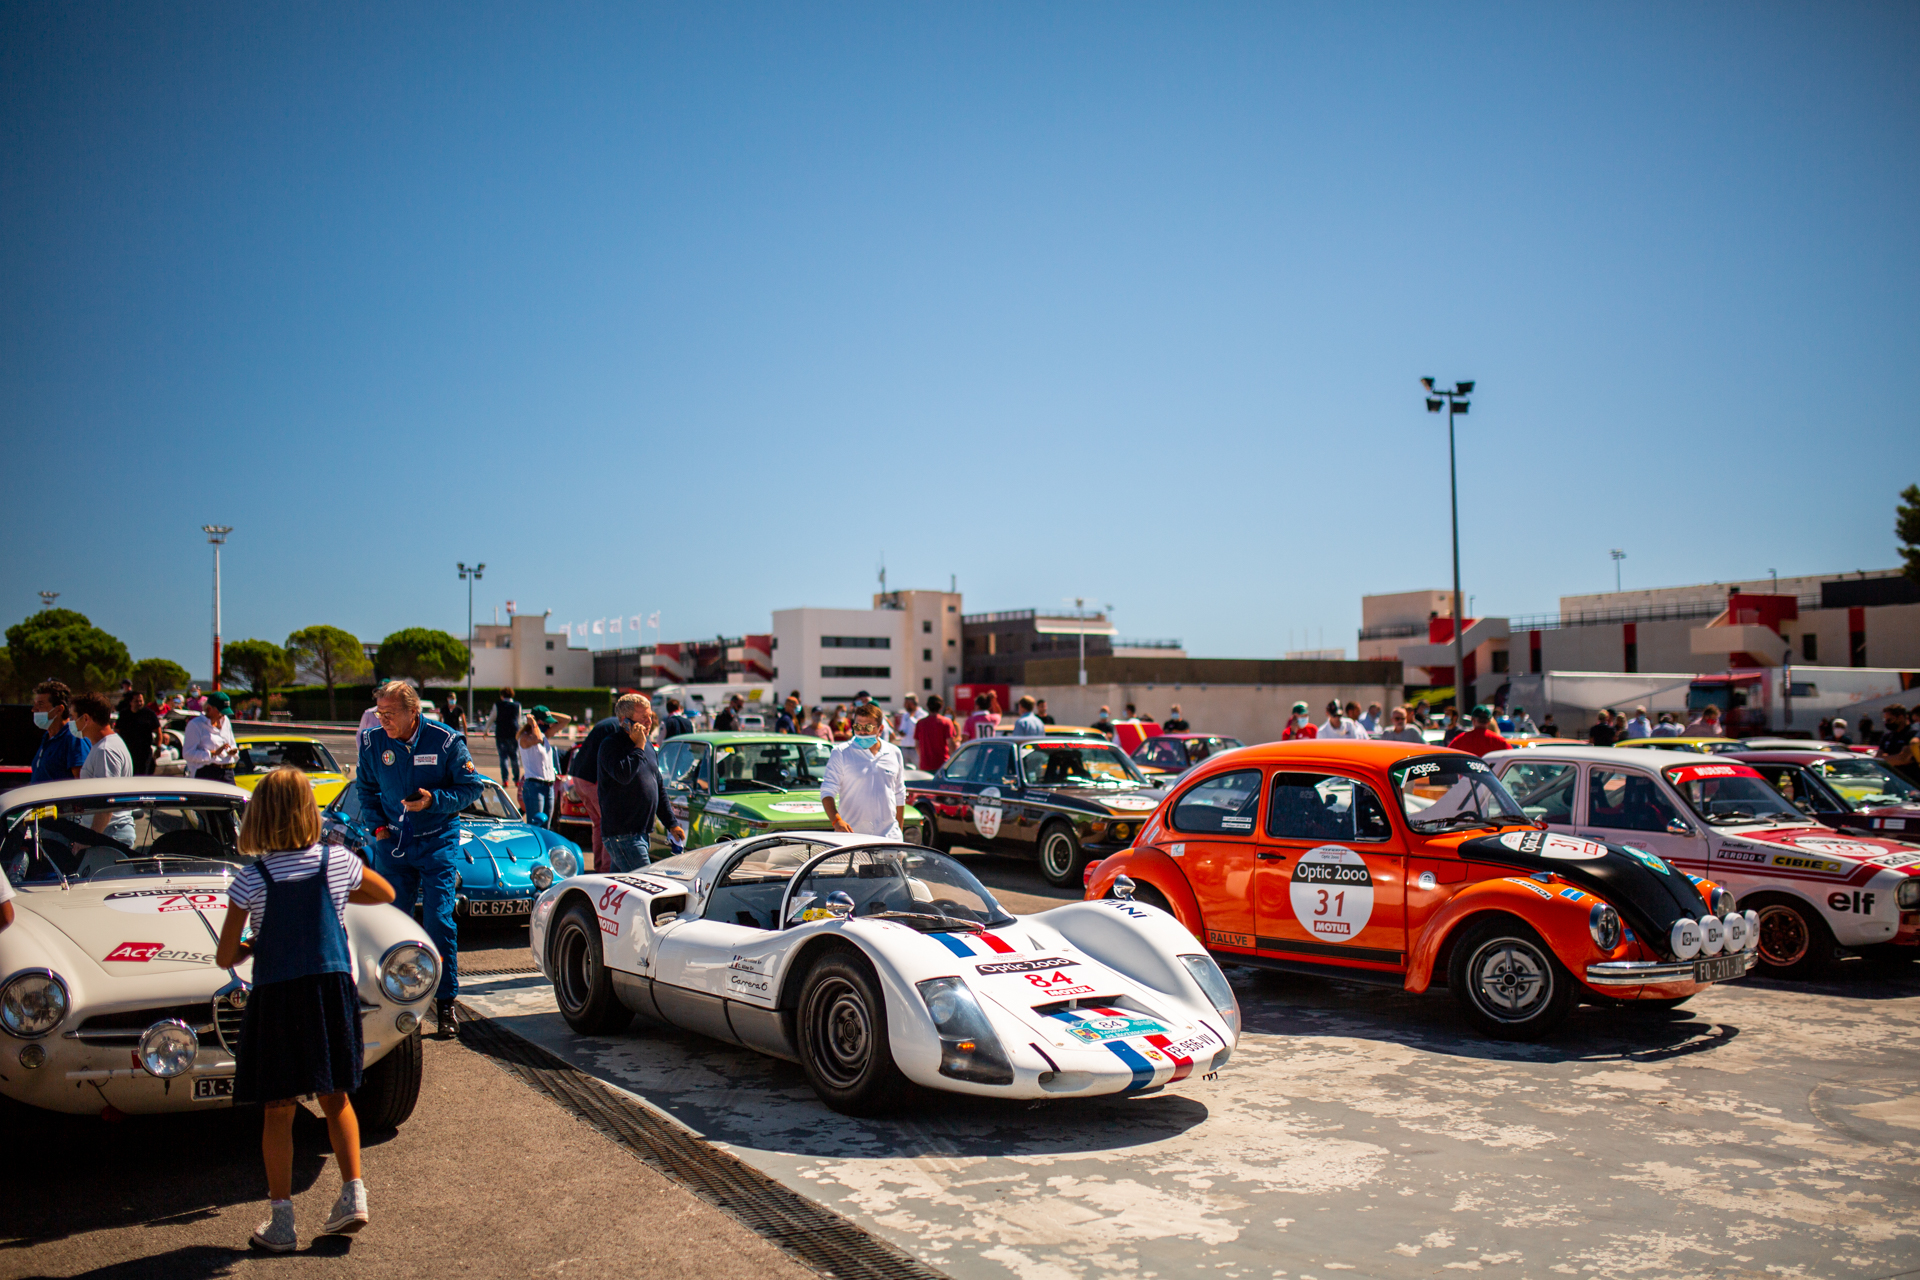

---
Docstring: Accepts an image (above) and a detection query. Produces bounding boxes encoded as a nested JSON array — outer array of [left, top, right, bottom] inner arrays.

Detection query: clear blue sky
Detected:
[[4, 3, 1915, 677]]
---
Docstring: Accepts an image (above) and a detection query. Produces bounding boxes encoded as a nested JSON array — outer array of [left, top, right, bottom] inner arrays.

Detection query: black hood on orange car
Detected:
[[1457, 829, 1711, 961]]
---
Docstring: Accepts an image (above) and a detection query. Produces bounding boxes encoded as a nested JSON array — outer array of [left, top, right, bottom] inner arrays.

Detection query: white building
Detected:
[[465, 612, 594, 689], [771, 589, 963, 708]]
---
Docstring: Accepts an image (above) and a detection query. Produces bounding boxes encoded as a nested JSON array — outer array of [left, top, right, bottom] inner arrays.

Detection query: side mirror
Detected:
[[1666, 819, 1693, 836]]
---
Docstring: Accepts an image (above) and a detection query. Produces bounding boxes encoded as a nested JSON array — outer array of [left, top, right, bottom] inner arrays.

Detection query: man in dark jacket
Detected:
[[567, 711, 622, 870], [492, 687, 522, 783], [661, 697, 695, 740], [598, 692, 685, 872], [118, 691, 162, 775]]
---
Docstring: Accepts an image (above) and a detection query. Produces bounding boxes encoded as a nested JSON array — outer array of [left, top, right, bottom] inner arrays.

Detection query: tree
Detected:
[[1898, 484, 1920, 585], [0, 648, 21, 701], [5, 609, 132, 693], [223, 639, 294, 704], [377, 628, 469, 690], [286, 625, 372, 721], [131, 658, 192, 700]]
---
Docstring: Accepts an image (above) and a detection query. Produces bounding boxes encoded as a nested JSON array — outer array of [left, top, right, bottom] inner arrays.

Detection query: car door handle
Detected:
[[1257, 851, 1287, 861]]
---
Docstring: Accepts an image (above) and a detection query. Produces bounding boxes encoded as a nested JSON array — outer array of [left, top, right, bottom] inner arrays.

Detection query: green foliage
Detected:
[[0, 648, 20, 701], [131, 658, 192, 699], [1897, 484, 1920, 585], [5, 609, 132, 694], [223, 639, 294, 698], [285, 625, 372, 720], [377, 628, 469, 688]]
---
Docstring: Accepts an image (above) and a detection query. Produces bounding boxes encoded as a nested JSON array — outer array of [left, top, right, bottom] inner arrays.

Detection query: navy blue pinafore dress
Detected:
[[232, 846, 365, 1104]]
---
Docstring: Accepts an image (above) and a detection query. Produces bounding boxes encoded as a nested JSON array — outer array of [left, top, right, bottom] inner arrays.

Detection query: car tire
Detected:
[[919, 809, 951, 852], [1036, 821, 1083, 889], [352, 1030, 423, 1130], [1447, 916, 1576, 1041], [1747, 893, 1839, 979], [795, 949, 910, 1116], [553, 901, 633, 1035]]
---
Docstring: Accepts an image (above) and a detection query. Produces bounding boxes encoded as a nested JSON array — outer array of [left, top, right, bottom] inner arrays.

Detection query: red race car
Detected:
[[1085, 740, 1755, 1040]]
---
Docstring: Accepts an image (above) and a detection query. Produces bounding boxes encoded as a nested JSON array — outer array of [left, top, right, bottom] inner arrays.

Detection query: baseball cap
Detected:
[[1471, 704, 1492, 719], [206, 691, 232, 713], [1292, 702, 1308, 713]]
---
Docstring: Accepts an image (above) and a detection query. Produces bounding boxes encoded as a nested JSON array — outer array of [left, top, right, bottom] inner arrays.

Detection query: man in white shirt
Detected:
[[820, 703, 907, 839], [1625, 706, 1654, 740], [1359, 703, 1383, 736], [184, 691, 240, 782], [1318, 700, 1369, 740]]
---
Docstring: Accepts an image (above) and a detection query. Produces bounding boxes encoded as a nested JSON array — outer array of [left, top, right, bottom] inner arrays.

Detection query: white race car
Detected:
[[529, 832, 1241, 1114], [0, 777, 440, 1124]]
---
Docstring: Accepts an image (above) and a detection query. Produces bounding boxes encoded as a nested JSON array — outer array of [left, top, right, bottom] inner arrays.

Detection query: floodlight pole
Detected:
[[459, 562, 485, 724], [1611, 549, 1626, 593], [202, 526, 232, 690], [1423, 382, 1474, 712]]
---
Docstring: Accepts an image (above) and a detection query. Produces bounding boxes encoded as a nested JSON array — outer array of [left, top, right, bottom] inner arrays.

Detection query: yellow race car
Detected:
[[1614, 737, 1744, 754], [234, 735, 350, 806]]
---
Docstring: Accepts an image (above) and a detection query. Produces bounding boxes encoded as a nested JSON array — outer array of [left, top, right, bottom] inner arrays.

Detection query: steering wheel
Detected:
[[927, 897, 976, 921]]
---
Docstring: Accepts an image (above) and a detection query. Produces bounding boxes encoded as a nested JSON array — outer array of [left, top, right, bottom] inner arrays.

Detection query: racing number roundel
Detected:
[[974, 786, 1004, 840], [1289, 845, 1374, 942]]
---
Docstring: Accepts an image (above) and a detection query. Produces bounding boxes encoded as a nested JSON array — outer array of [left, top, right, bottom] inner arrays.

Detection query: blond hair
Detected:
[[614, 693, 649, 718], [375, 680, 420, 713], [239, 766, 323, 854]]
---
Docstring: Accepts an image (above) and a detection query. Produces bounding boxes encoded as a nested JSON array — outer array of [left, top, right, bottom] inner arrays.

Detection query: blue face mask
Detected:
[[851, 734, 879, 749], [33, 711, 51, 730]]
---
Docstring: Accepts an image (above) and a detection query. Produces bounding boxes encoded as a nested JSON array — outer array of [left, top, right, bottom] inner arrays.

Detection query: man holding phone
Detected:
[[356, 680, 486, 1036]]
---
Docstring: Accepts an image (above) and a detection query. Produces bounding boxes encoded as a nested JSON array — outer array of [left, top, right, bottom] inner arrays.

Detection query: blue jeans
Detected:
[[376, 847, 459, 1002], [604, 833, 652, 872], [496, 739, 521, 781], [522, 778, 552, 827]]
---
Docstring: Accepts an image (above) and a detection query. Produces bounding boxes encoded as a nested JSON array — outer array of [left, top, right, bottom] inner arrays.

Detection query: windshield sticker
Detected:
[[1404, 762, 1441, 777], [1666, 763, 1764, 784], [1500, 830, 1608, 860], [1618, 845, 1672, 874], [104, 889, 229, 915], [1289, 846, 1375, 941], [974, 787, 1004, 840], [1870, 851, 1920, 868], [104, 942, 216, 964], [1770, 852, 1847, 875], [1786, 837, 1878, 858], [1108, 795, 1158, 811], [768, 801, 825, 814]]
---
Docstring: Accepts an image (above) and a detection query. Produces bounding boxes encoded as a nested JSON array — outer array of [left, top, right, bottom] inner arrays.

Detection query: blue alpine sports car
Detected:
[[322, 777, 581, 920]]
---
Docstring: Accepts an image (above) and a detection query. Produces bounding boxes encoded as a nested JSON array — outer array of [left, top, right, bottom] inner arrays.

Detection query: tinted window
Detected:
[[1266, 772, 1392, 842], [942, 745, 985, 782], [659, 740, 694, 787], [1587, 769, 1684, 833], [973, 742, 1017, 785], [1169, 769, 1261, 835], [1499, 761, 1576, 824]]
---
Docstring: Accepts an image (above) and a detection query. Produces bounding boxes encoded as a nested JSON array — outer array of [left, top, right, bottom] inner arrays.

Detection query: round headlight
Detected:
[[548, 845, 578, 879], [1670, 917, 1702, 960], [1698, 914, 1725, 956], [0, 970, 70, 1038], [139, 1019, 199, 1078], [1587, 903, 1621, 951], [530, 865, 555, 891], [379, 943, 439, 1004], [1709, 887, 1736, 916], [1723, 911, 1750, 953], [1112, 823, 1132, 844]]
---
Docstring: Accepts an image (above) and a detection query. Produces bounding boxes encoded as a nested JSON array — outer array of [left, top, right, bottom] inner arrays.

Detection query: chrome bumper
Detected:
[[1584, 952, 1757, 987]]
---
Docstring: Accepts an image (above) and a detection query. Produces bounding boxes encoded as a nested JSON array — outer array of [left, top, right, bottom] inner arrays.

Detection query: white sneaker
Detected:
[[322, 1178, 369, 1235], [251, 1200, 297, 1252]]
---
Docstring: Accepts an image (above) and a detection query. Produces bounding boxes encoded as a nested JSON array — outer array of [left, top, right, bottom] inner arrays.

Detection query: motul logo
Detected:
[[104, 942, 164, 962]]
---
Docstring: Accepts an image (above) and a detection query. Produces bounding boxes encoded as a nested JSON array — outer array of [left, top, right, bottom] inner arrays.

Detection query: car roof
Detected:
[[1726, 749, 1849, 763], [1616, 737, 1740, 748], [2, 775, 249, 814], [1483, 744, 1720, 767], [680, 732, 827, 745], [236, 734, 323, 745], [1189, 740, 1448, 768]]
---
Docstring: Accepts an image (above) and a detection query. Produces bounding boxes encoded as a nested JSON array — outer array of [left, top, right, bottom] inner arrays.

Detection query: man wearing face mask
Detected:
[[820, 703, 907, 839], [29, 680, 90, 784], [598, 693, 686, 873], [1281, 702, 1318, 742]]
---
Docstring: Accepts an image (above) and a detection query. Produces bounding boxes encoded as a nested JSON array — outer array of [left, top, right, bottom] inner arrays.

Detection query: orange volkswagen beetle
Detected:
[[1084, 741, 1757, 1040]]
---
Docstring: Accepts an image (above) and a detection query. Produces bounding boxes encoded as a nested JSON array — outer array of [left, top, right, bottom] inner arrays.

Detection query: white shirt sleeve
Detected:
[[819, 748, 845, 799], [183, 717, 212, 766], [890, 747, 907, 806]]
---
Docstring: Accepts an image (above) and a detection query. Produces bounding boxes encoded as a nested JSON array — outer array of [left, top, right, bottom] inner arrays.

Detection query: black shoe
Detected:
[[437, 1000, 459, 1038]]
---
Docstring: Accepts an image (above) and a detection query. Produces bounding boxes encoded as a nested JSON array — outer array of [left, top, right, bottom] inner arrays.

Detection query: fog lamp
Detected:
[[395, 1010, 420, 1035], [18, 1043, 47, 1069], [1722, 912, 1750, 952], [1670, 917, 1702, 960], [1698, 914, 1725, 956], [139, 1019, 199, 1078]]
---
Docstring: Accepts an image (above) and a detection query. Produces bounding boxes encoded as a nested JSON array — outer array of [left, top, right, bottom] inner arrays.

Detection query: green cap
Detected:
[[1292, 702, 1309, 713], [1471, 704, 1492, 719], [206, 691, 232, 712]]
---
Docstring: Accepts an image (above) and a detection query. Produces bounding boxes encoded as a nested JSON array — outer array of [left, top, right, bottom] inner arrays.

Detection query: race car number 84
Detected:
[[1289, 846, 1375, 942]]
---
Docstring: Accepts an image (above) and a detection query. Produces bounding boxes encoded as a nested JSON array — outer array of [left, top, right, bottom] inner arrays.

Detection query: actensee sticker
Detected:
[[1289, 845, 1374, 941]]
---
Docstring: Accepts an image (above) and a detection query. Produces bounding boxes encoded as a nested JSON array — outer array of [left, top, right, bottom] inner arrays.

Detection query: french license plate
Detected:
[[1694, 954, 1746, 983], [469, 899, 531, 917], [193, 1076, 235, 1101]]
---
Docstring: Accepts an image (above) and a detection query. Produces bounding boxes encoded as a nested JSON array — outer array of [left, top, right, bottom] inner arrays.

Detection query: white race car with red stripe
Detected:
[[1488, 746, 1920, 979], [527, 831, 1240, 1114]]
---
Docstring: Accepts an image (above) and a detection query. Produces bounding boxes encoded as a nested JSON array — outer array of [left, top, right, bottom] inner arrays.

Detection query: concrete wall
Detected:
[[465, 614, 592, 690], [1017, 681, 1403, 745]]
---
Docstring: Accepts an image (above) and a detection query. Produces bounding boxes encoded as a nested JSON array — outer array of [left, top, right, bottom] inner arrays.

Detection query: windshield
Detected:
[[1390, 755, 1530, 833], [3, 799, 245, 884], [1663, 763, 1802, 825], [1814, 757, 1920, 808], [712, 739, 833, 794], [788, 845, 1014, 930], [237, 740, 340, 775], [1018, 741, 1149, 787], [463, 782, 523, 822]]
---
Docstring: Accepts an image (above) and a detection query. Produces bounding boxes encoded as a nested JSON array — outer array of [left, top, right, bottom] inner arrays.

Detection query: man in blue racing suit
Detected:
[[356, 679, 486, 1036]]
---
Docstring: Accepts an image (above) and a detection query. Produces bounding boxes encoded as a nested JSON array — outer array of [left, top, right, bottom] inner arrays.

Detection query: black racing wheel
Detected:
[[552, 901, 632, 1034], [1447, 915, 1575, 1041], [1036, 820, 1082, 889], [795, 948, 910, 1115]]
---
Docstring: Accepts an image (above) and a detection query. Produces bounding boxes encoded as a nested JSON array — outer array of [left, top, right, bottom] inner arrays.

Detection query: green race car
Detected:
[[653, 732, 925, 854]]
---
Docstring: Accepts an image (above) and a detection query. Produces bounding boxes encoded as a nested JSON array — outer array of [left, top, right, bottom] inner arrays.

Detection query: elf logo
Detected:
[[1827, 891, 1878, 914]]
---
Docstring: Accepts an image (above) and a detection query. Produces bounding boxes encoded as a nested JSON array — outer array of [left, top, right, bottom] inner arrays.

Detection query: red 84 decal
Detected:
[[598, 885, 629, 913], [1026, 970, 1078, 989]]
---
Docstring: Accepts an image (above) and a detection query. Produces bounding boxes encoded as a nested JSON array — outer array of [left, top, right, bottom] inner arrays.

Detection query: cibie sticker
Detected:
[[1500, 831, 1607, 861], [767, 801, 825, 814], [103, 889, 229, 916], [974, 786, 1004, 840], [1289, 845, 1375, 941]]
